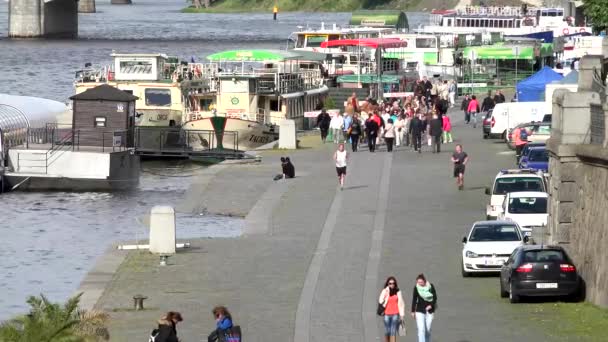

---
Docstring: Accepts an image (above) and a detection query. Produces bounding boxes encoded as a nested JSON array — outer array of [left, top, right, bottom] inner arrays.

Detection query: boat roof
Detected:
[[320, 38, 406, 49], [293, 27, 392, 34], [207, 49, 303, 62], [110, 53, 168, 59]]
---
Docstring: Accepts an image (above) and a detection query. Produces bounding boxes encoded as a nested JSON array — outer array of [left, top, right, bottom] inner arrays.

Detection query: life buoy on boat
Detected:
[[523, 17, 534, 26], [579, 28, 586, 33], [562, 28, 570, 35]]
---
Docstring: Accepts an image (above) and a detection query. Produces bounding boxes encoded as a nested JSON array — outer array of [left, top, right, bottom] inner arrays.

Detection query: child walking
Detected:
[[442, 114, 452, 143]]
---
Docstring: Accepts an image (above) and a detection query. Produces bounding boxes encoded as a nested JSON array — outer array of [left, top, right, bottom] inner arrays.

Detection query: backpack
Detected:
[[224, 326, 242, 342], [519, 128, 528, 141], [149, 328, 159, 342]]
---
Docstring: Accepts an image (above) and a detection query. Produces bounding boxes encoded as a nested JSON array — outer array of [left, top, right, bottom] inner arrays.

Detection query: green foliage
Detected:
[[0, 294, 110, 342], [583, 0, 608, 32], [183, 0, 458, 12], [323, 96, 336, 109]]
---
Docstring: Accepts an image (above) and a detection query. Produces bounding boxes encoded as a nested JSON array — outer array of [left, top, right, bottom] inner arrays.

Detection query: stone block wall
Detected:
[[547, 53, 608, 308]]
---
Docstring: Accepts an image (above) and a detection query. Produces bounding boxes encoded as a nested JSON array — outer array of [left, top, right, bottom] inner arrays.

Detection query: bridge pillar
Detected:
[[8, 0, 78, 38], [78, 0, 96, 13]]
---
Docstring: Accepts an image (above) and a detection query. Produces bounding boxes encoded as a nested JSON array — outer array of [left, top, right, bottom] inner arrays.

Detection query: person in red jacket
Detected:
[[467, 95, 480, 128]]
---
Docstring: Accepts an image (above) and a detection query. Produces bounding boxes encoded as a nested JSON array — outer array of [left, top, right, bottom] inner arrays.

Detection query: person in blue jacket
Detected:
[[208, 306, 237, 342]]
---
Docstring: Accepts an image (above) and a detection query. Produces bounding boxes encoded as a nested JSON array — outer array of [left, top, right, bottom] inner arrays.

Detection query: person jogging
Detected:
[[334, 143, 348, 190], [451, 144, 469, 190]]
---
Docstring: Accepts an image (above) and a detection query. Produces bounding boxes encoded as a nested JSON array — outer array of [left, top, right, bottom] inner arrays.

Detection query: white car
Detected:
[[499, 191, 548, 235], [485, 169, 547, 220], [489, 102, 545, 139], [461, 220, 528, 277]]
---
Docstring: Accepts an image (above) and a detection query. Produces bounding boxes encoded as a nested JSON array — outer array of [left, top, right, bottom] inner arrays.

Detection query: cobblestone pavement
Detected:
[[93, 107, 553, 342]]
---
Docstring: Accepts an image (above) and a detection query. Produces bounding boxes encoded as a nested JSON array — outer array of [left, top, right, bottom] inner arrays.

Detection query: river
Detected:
[[0, 0, 428, 320]]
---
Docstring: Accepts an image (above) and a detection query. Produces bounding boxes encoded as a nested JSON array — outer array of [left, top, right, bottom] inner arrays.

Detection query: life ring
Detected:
[[523, 17, 534, 26], [562, 28, 570, 35], [579, 28, 586, 33]]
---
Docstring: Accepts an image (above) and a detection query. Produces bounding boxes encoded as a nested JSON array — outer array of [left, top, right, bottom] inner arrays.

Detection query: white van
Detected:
[[489, 102, 546, 139]]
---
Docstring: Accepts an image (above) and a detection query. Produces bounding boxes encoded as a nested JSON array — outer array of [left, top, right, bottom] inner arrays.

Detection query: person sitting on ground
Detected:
[[153, 311, 182, 342], [208, 306, 241, 342], [283, 157, 295, 179]]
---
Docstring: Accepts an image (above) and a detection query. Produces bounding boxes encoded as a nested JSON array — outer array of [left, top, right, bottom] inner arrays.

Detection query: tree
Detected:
[[583, 0, 608, 33], [0, 293, 110, 342]]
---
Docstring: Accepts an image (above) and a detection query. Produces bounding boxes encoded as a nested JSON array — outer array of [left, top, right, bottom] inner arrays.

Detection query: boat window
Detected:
[[270, 99, 280, 111], [508, 20, 513, 28], [447, 19, 452, 26], [295, 35, 305, 49], [145, 88, 171, 106], [416, 38, 436, 48], [456, 19, 460, 27], [466, 19, 471, 27], [489, 20, 494, 28], [306, 35, 327, 48], [119, 60, 153, 75], [94, 116, 106, 128], [499, 20, 504, 28], [516, 20, 521, 28]]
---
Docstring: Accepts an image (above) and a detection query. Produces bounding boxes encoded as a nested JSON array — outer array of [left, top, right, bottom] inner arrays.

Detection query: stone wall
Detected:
[[546, 46, 608, 308]]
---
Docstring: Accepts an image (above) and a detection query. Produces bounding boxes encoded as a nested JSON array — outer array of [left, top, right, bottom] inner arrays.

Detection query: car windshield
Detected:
[[528, 149, 548, 162], [522, 249, 566, 263], [493, 177, 544, 195], [469, 225, 521, 242], [508, 197, 547, 214]]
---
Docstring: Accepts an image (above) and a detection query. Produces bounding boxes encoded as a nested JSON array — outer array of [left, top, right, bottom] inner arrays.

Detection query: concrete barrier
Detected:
[[149, 206, 176, 255]]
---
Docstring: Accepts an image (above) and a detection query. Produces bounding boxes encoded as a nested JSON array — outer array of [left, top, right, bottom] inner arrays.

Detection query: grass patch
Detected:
[[523, 301, 608, 342]]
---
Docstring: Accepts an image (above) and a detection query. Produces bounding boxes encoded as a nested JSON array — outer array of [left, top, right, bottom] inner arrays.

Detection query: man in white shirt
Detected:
[[330, 113, 344, 144]]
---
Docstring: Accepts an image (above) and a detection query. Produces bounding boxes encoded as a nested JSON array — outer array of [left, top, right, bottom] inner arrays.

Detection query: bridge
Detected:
[[7, 0, 130, 38]]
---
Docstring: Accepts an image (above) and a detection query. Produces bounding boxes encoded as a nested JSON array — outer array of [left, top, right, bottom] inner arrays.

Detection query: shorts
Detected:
[[454, 164, 465, 177], [336, 166, 347, 176]]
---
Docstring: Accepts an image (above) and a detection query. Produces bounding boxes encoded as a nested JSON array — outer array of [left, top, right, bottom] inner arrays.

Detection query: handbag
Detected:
[[398, 320, 407, 336], [376, 303, 385, 316]]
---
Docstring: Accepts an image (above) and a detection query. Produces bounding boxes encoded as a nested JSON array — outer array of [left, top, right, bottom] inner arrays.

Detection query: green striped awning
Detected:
[[463, 46, 535, 60]]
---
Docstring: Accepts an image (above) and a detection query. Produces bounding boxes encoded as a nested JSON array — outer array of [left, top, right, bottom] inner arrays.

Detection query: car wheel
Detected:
[[509, 281, 520, 303], [500, 278, 509, 298], [461, 261, 470, 278]]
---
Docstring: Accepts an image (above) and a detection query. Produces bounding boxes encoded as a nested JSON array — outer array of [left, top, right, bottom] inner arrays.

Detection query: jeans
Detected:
[[383, 314, 400, 336], [464, 111, 470, 123], [320, 128, 328, 142], [432, 135, 441, 153], [368, 134, 377, 152], [413, 133, 422, 151], [332, 128, 341, 143], [350, 134, 359, 152], [415, 312, 434, 342], [470, 112, 478, 127], [385, 137, 394, 152]]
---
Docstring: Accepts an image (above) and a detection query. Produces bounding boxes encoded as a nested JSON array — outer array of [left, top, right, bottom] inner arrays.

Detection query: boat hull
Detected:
[[183, 117, 279, 151]]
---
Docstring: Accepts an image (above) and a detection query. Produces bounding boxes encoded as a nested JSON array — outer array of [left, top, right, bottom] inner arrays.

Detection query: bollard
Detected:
[[133, 294, 147, 310], [160, 255, 169, 266]]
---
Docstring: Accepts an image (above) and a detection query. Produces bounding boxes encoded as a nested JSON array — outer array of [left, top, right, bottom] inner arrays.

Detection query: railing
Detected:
[[590, 66, 607, 145], [134, 127, 239, 152]]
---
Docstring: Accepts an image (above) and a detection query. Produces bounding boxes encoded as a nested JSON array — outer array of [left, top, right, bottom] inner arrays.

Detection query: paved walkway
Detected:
[[93, 106, 552, 341]]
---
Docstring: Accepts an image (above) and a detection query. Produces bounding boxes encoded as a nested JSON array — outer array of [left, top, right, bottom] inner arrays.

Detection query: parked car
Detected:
[[500, 245, 581, 303], [519, 146, 549, 172], [489, 102, 545, 139], [517, 142, 546, 163], [498, 191, 548, 237], [507, 122, 552, 150], [461, 220, 528, 277], [485, 169, 547, 220], [482, 110, 493, 139]]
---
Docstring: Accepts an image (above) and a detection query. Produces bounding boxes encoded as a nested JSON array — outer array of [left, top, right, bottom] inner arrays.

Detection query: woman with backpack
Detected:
[[208, 306, 241, 342], [152, 311, 182, 342], [378, 276, 405, 342]]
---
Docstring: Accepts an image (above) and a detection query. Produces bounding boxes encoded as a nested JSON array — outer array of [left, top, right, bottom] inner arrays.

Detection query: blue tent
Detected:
[[516, 66, 563, 102]]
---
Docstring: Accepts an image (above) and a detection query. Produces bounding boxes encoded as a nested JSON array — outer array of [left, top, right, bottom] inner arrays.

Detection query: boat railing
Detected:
[[458, 6, 539, 17], [134, 126, 239, 152], [215, 69, 323, 94], [256, 108, 269, 124]]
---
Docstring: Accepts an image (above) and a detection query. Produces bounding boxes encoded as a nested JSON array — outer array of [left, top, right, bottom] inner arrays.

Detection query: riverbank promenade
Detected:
[[91, 106, 551, 341]]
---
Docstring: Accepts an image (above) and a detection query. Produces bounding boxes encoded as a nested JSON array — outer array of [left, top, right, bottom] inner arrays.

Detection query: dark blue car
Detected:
[[519, 146, 549, 172]]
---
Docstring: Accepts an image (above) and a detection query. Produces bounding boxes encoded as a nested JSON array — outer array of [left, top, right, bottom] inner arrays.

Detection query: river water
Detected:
[[0, 0, 427, 319]]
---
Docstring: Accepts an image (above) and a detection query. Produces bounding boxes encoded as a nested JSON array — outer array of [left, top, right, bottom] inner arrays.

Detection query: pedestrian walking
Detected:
[[343, 113, 353, 144], [334, 143, 348, 190], [442, 114, 453, 143], [429, 112, 443, 153], [349, 114, 362, 152], [378, 276, 405, 342], [208, 306, 241, 342], [411, 274, 437, 342], [461, 94, 471, 124], [152, 311, 182, 342], [481, 91, 495, 113], [366, 114, 379, 152], [513, 126, 529, 162], [448, 80, 456, 108], [451, 144, 469, 190], [384, 118, 396, 152], [316, 109, 331, 143], [395, 114, 405, 147], [467, 95, 480, 128], [494, 89, 506, 104], [409, 114, 424, 153], [330, 113, 344, 144]]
